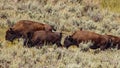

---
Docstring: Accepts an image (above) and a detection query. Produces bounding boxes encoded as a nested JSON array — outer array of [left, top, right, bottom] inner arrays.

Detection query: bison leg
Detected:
[[36, 41, 44, 47], [23, 37, 33, 47], [23, 39, 27, 46], [117, 44, 120, 49], [56, 41, 62, 47], [99, 42, 110, 50], [109, 43, 116, 49], [100, 45, 106, 50], [35, 43, 43, 49]]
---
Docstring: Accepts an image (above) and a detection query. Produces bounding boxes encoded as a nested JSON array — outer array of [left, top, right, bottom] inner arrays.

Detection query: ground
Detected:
[[0, 0, 120, 68]]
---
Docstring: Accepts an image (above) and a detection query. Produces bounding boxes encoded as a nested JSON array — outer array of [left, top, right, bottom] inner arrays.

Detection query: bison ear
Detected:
[[68, 36, 72, 38], [8, 27, 15, 34]]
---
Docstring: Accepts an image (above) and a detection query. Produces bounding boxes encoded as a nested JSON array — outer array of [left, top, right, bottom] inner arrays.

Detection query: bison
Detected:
[[64, 30, 110, 50], [105, 35, 120, 49], [25, 30, 62, 47], [5, 20, 56, 44]]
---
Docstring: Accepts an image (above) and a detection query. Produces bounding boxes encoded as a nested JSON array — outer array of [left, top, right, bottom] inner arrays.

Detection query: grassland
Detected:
[[101, 0, 120, 13], [0, 0, 120, 68]]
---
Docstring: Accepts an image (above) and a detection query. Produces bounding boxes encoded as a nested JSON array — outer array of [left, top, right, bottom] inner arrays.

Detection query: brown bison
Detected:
[[105, 35, 120, 49], [25, 30, 62, 47], [64, 30, 110, 50], [5, 20, 56, 43]]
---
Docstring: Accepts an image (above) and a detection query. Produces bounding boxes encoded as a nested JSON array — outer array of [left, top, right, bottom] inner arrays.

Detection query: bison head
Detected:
[[64, 36, 77, 48], [5, 28, 22, 42]]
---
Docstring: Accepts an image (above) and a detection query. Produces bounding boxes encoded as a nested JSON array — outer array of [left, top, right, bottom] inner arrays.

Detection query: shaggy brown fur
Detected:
[[5, 20, 55, 42], [25, 30, 62, 47], [64, 30, 110, 50]]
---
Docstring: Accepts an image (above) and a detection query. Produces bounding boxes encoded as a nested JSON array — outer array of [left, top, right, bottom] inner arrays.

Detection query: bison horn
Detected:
[[9, 28, 13, 31], [68, 36, 72, 38]]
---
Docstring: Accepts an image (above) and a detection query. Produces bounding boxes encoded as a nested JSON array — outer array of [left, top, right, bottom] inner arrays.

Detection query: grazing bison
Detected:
[[64, 30, 110, 50], [25, 30, 62, 47], [105, 35, 120, 49], [5, 20, 55, 43]]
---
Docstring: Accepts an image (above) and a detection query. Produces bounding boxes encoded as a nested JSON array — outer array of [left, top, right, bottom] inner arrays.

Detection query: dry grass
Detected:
[[101, 0, 120, 13], [0, 0, 120, 68]]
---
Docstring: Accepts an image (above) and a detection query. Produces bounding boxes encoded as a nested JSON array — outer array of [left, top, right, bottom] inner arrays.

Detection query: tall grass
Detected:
[[0, 0, 120, 68], [101, 0, 120, 13]]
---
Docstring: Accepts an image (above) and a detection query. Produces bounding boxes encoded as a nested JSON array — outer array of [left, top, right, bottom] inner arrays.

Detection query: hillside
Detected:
[[0, 0, 120, 68]]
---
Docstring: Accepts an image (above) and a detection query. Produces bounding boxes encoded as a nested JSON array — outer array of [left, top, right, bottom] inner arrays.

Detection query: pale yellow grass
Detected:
[[0, 0, 120, 68]]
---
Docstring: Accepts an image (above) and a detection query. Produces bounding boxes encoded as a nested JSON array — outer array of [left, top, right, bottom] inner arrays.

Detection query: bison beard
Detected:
[[25, 30, 62, 47], [5, 20, 56, 44]]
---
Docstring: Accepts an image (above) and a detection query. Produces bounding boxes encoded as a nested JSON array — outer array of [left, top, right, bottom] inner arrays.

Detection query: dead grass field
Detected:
[[0, 0, 120, 68]]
